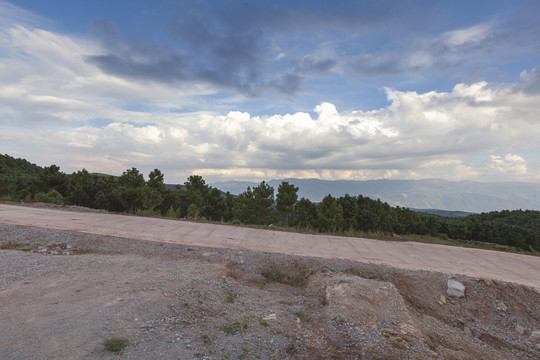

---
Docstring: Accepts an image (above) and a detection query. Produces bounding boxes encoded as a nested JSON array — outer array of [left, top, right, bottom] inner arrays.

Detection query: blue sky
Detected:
[[1, 0, 540, 183]]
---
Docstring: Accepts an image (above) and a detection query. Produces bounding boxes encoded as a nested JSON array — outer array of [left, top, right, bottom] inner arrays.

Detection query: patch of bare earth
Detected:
[[0, 223, 539, 359]]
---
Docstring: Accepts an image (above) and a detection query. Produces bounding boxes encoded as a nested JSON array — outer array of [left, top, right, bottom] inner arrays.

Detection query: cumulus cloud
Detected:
[[520, 66, 540, 94], [489, 154, 528, 175], [5, 73, 540, 182]]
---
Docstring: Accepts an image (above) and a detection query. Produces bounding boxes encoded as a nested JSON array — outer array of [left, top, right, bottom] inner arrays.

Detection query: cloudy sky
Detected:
[[1, 0, 540, 183]]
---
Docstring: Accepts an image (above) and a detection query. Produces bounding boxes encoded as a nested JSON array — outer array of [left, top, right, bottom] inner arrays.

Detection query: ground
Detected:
[[1, 221, 539, 359]]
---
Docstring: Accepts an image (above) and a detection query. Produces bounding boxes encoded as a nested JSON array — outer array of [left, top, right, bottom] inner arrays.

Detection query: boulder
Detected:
[[447, 279, 465, 298], [309, 274, 418, 333]]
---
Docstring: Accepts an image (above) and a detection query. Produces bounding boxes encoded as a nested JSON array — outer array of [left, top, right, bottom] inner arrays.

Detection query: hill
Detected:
[[212, 178, 540, 213]]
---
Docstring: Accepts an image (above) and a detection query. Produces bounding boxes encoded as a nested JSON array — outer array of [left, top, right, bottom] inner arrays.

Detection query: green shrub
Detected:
[[35, 189, 64, 205], [187, 203, 200, 220], [165, 205, 179, 218], [0, 194, 12, 201], [104, 338, 129, 353], [293, 311, 305, 320]]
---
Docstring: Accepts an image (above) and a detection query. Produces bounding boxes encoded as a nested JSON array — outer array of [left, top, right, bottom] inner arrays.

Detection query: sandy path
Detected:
[[1, 204, 539, 289]]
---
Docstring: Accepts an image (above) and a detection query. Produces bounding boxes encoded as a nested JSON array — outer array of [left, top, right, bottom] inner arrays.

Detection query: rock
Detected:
[[528, 330, 540, 343], [308, 274, 418, 334], [515, 325, 526, 336], [447, 279, 465, 298], [464, 326, 472, 336], [439, 295, 446, 305], [263, 314, 277, 321], [496, 301, 507, 312], [483, 279, 494, 286]]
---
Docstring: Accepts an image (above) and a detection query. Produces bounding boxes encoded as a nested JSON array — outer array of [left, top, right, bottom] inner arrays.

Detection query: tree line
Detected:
[[1, 154, 538, 252]]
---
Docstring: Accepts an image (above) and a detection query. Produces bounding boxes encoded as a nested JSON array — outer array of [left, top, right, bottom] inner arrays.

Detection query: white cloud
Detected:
[[489, 154, 528, 175], [3, 73, 540, 182], [442, 24, 491, 47], [0, 24, 214, 125]]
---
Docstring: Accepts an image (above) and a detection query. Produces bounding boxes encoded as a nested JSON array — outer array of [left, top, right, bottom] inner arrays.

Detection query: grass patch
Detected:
[[226, 293, 235, 303], [222, 321, 247, 335], [104, 338, 129, 353], [222, 324, 237, 335], [259, 320, 269, 327], [0, 241, 24, 250], [201, 333, 210, 344], [293, 311, 306, 320]]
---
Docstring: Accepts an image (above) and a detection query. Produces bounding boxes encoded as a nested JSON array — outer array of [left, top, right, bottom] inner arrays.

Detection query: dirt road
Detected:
[[1, 204, 539, 290]]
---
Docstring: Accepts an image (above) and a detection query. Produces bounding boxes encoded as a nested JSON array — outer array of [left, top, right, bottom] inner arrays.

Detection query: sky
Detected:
[[1, 0, 540, 184]]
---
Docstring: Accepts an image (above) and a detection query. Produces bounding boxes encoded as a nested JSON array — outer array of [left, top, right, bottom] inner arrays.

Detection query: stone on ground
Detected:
[[447, 279, 465, 297]]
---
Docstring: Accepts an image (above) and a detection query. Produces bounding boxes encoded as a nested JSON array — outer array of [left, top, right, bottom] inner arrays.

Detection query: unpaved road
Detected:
[[1, 204, 539, 290]]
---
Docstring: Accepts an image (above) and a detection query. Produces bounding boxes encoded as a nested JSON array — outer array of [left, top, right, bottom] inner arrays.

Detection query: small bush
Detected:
[[222, 321, 247, 335], [293, 311, 305, 320], [35, 189, 64, 205], [259, 320, 269, 327], [259, 260, 311, 288], [222, 324, 237, 335], [439, 233, 449, 241], [165, 205, 179, 218], [226, 294, 235, 303], [104, 338, 129, 353], [187, 203, 200, 220]]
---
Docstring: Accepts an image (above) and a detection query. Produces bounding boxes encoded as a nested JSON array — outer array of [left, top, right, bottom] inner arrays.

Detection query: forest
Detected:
[[1, 153, 539, 252]]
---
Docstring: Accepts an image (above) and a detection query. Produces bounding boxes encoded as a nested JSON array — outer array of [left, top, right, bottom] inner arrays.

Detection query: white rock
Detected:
[[263, 314, 277, 321], [529, 330, 540, 343], [447, 280, 465, 298], [496, 301, 507, 312]]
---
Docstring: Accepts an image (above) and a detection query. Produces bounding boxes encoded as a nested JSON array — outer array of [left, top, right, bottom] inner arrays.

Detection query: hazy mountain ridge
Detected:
[[211, 178, 540, 213]]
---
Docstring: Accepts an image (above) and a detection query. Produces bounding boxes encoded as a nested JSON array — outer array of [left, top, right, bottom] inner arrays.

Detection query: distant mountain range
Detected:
[[210, 178, 540, 213]]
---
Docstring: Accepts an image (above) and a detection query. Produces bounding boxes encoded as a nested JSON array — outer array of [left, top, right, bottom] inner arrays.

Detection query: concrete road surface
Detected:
[[1, 204, 539, 290]]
